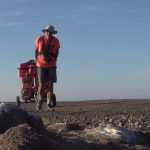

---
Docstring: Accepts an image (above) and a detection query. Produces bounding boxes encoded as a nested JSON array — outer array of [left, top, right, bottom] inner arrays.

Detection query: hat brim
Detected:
[[42, 29, 57, 34]]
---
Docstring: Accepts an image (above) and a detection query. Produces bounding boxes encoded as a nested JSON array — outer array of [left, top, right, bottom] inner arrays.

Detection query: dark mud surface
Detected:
[[0, 99, 150, 150], [21, 99, 150, 150]]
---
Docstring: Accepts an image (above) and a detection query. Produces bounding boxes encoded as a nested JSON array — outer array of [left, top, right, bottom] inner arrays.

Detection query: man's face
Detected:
[[44, 31, 52, 39]]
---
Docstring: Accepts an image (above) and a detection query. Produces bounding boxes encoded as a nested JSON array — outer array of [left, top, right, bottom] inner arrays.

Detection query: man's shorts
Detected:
[[37, 67, 57, 84]]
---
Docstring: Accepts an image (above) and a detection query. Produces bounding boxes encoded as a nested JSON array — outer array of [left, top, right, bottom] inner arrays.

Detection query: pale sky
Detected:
[[0, 0, 150, 102]]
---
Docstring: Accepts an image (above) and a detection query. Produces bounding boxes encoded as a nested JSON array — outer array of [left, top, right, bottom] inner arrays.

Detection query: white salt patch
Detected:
[[85, 124, 135, 143]]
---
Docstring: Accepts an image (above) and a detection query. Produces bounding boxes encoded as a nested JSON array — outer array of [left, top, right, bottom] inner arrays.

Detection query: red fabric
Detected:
[[18, 63, 28, 77], [34, 35, 60, 67], [18, 63, 37, 77]]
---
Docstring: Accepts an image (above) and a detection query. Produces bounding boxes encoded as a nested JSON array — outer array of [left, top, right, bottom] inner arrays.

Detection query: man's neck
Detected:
[[44, 35, 52, 40]]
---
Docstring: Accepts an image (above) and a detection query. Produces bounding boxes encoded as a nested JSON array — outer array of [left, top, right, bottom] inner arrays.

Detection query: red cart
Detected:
[[16, 60, 56, 107]]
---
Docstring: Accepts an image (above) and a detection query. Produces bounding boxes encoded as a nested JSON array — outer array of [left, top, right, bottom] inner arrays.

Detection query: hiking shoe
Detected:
[[35, 103, 42, 112], [35, 107, 42, 112], [35, 99, 43, 112], [46, 104, 55, 111]]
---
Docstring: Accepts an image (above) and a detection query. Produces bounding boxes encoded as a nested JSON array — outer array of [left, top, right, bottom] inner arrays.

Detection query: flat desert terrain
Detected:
[[0, 99, 150, 150]]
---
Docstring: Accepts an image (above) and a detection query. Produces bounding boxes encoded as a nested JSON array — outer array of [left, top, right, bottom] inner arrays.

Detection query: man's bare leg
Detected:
[[36, 82, 44, 111], [46, 82, 54, 111]]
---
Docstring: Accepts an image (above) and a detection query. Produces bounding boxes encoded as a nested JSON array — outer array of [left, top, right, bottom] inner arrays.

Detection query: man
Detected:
[[34, 25, 60, 111]]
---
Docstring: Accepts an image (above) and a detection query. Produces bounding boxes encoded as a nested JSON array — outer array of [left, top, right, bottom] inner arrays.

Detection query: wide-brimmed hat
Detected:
[[42, 25, 57, 34]]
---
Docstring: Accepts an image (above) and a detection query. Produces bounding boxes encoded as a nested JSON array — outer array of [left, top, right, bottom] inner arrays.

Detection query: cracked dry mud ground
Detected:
[[19, 99, 150, 150]]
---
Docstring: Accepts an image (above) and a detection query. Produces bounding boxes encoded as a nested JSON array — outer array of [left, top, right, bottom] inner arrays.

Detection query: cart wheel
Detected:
[[16, 96, 21, 107], [52, 94, 56, 107]]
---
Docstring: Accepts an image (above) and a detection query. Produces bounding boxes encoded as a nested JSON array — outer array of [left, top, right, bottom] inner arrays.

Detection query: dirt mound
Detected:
[[0, 123, 108, 150], [0, 103, 105, 150], [0, 103, 27, 133], [0, 103, 45, 134], [0, 103, 74, 150], [0, 123, 67, 150]]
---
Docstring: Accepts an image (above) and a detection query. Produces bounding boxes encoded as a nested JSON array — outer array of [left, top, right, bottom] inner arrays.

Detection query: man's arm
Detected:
[[51, 38, 60, 61], [34, 37, 40, 60], [50, 49, 59, 61], [35, 49, 38, 60]]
